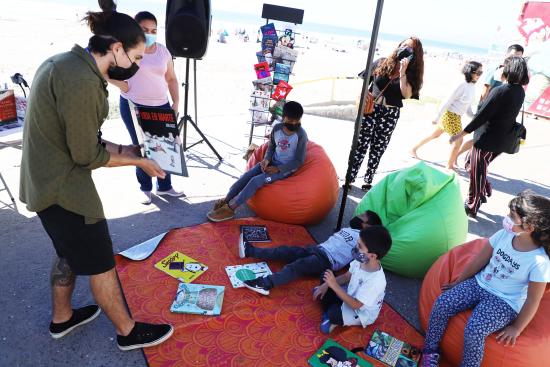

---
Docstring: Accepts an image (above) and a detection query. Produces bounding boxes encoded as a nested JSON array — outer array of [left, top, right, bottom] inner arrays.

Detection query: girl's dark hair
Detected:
[[282, 101, 304, 120], [374, 36, 424, 98], [135, 11, 157, 25], [509, 190, 550, 254], [365, 210, 382, 226], [462, 61, 483, 83], [502, 56, 530, 86], [83, 0, 145, 55], [359, 225, 392, 260]]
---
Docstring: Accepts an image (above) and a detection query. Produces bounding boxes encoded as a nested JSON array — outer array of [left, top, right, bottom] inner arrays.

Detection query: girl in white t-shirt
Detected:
[[410, 61, 483, 171], [422, 190, 550, 367], [313, 226, 392, 334]]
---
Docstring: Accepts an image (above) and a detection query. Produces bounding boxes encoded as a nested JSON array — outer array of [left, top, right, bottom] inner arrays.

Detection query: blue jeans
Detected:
[[423, 277, 518, 367], [226, 163, 291, 208], [119, 96, 172, 192]]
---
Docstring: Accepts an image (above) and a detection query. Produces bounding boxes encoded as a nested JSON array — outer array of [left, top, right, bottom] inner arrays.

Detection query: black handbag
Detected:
[[503, 107, 527, 154]]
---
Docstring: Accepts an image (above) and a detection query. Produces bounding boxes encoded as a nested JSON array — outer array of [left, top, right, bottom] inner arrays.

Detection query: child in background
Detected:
[[241, 211, 382, 295], [422, 190, 550, 367], [313, 225, 392, 334], [410, 61, 483, 170], [207, 101, 307, 222]]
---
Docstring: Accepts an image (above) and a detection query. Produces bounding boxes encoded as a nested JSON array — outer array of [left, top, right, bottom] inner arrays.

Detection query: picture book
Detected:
[[273, 46, 298, 73], [252, 77, 272, 92], [260, 23, 278, 55], [154, 251, 208, 283], [225, 262, 272, 288], [241, 225, 271, 242], [250, 110, 271, 125], [309, 339, 373, 367], [273, 63, 291, 85], [254, 61, 271, 79], [278, 28, 295, 49], [271, 81, 293, 101], [365, 330, 421, 367], [250, 90, 271, 111], [170, 283, 224, 316], [133, 105, 188, 177]]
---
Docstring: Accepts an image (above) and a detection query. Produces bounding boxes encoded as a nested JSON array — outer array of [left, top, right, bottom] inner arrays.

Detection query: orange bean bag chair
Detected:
[[246, 141, 339, 225], [419, 238, 550, 367]]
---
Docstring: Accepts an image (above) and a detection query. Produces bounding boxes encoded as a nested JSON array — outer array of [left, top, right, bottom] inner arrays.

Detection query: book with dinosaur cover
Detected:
[[309, 339, 372, 367], [170, 283, 224, 316], [154, 251, 208, 283], [365, 330, 421, 367]]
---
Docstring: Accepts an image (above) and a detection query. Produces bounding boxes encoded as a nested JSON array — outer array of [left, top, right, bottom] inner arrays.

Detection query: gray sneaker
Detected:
[[141, 191, 152, 205]]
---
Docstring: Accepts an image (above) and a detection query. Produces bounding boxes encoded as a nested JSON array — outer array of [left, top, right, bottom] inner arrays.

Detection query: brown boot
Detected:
[[213, 198, 227, 210], [207, 204, 235, 222]]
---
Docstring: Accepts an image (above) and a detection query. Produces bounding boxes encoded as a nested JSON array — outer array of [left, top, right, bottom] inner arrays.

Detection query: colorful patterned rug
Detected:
[[115, 218, 424, 366]]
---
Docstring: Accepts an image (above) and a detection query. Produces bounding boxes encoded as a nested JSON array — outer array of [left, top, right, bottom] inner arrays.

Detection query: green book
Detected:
[[308, 339, 373, 367]]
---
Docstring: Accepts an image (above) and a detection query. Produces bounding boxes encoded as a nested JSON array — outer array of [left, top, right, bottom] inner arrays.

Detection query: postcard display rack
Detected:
[[247, 22, 298, 145]]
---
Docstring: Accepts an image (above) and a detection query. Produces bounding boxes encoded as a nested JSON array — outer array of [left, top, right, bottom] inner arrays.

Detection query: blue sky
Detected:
[[7, 0, 527, 48]]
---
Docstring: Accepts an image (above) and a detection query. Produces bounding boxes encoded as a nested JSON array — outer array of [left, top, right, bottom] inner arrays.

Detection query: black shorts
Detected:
[[37, 205, 115, 275]]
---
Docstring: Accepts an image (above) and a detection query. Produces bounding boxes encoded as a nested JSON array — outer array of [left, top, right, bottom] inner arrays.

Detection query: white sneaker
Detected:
[[156, 188, 186, 197], [238, 233, 247, 259], [141, 191, 152, 205]]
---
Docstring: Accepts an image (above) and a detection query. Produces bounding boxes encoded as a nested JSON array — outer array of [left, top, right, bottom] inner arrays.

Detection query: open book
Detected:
[[365, 330, 421, 367], [131, 105, 188, 177]]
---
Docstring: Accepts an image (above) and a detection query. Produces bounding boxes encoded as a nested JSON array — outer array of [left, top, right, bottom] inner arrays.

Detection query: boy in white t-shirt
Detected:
[[313, 225, 392, 334]]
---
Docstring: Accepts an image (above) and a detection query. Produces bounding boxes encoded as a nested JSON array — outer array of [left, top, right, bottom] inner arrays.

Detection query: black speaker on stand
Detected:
[[166, 0, 222, 161]]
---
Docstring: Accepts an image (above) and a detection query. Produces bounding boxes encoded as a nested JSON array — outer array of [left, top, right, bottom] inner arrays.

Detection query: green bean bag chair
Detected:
[[355, 161, 467, 278]]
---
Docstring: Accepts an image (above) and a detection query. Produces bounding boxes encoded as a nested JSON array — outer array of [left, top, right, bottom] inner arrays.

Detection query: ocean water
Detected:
[[212, 10, 487, 56], [33, 1, 487, 56]]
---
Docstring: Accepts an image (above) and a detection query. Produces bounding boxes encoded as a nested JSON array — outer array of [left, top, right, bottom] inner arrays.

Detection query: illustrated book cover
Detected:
[[133, 105, 188, 177], [225, 262, 272, 288], [309, 339, 372, 367], [170, 283, 224, 316], [154, 251, 208, 283], [365, 330, 421, 367]]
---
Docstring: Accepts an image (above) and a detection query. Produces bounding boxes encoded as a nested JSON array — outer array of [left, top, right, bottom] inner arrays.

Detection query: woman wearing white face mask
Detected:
[[113, 11, 183, 205], [421, 190, 550, 367]]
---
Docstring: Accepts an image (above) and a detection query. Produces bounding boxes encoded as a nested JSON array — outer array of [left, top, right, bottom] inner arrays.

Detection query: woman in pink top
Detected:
[[114, 11, 184, 205]]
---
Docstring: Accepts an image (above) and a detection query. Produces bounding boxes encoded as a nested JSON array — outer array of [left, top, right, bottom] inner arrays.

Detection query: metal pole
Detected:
[[182, 58, 190, 149], [194, 58, 198, 126], [335, 0, 385, 231]]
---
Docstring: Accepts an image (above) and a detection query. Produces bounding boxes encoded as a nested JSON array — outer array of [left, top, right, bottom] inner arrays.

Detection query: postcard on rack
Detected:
[[154, 251, 208, 283]]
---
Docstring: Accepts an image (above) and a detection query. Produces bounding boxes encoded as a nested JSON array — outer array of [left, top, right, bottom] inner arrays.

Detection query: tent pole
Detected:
[[335, 0, 385, 231]]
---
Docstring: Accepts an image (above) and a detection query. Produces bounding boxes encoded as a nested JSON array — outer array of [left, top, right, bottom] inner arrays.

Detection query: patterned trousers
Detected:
[[466, 146, 500, 215], [349, 103, 400, 185], [423, 278, 517, 367]]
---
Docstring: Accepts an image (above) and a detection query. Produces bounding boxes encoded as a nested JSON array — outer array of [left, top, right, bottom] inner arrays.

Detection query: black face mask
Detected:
[[284, 122, 301, 132], [349, 216, 364, 230], [396, 46, 415, 62], [108, 50, 140, 81]]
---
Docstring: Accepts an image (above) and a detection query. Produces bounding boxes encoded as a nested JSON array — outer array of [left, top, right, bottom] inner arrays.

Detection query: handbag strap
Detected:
[[374, 77, 397, 103]]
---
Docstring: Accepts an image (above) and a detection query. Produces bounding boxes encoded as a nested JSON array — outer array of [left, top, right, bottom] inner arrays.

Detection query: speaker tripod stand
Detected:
[[177, 57, 222, 161]]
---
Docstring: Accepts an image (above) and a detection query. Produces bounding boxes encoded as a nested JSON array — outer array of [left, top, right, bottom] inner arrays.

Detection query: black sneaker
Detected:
[[117, 322, 174, 351], [361, 183, 372, 192], [243, 276, 272, 296], [49, 305, 101, 339]]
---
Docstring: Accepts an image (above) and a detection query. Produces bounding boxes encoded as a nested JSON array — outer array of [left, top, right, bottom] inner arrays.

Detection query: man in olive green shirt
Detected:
[[19, 38, 173, 349]]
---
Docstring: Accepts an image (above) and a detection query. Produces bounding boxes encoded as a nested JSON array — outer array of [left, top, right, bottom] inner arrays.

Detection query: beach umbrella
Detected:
[[335, 0, 385, 230]]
